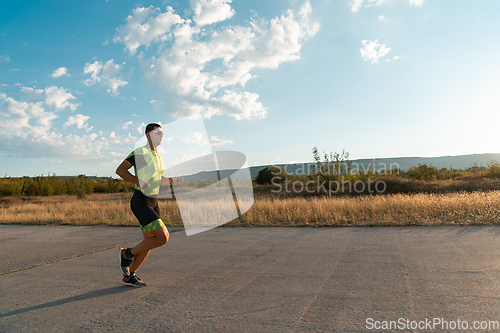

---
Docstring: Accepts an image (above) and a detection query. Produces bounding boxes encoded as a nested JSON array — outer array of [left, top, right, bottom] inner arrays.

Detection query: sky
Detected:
[[1, 0, 499, 177]]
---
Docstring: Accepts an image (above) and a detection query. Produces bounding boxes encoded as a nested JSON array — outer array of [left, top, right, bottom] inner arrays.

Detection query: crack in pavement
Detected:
[[0, 240, 141, 276]]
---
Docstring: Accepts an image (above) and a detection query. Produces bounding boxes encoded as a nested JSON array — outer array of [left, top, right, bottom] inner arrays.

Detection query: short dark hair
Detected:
[[145, 123, 161, 135]]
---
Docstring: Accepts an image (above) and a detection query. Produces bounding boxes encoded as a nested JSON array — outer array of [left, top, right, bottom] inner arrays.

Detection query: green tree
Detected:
[[0, 177, 23, 196], [311, 147, 351, 183], [407, 164, 439, 181], [22, 177, 37, 196], [255, 166, 284, 184], [487, 160, 500, 178]]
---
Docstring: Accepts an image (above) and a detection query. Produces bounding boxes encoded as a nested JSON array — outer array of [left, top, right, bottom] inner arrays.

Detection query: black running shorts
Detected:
[[130, 189, 165, 232]]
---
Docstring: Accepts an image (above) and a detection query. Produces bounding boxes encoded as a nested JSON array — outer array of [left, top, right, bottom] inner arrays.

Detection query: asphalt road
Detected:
[[1, 225, 500, 332]]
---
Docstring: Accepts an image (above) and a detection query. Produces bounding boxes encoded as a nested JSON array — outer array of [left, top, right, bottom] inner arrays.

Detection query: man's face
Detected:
[[149, 128, 163, 146]]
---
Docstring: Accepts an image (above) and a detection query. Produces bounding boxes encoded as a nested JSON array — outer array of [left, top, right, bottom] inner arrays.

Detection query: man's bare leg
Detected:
[[129, 226, 169, 273]]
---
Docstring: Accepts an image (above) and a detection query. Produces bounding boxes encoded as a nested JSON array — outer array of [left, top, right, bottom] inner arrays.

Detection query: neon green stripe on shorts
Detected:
[[141, 219, 165, 232]]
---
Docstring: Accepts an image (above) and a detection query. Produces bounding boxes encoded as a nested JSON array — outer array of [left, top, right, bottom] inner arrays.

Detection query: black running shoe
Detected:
[[122, 274, 147, 288], [119, 248, 133, 276]]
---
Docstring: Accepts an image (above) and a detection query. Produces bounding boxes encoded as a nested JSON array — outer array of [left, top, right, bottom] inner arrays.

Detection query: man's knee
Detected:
[[158, 234, 168, 245], [161, 230, 169, 245], [154, 228, 169, 246]]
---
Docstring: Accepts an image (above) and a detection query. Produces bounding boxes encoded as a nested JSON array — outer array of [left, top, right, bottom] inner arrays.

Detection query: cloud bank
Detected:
[[0, 88, 136, 164], [113, 1, 319, 120]]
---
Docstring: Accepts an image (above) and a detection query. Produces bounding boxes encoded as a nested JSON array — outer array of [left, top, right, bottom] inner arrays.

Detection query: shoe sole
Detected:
[[121, 280, 147, 288], [119, 248, 130, 276]]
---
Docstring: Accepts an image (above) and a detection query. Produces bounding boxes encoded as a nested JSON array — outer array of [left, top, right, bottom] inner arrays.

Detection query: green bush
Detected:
[[65, 175, 94, 199], [487, 161, 500, 178], [407, 164, 439, 181], [255, 166, 284, 184], [0, 177, 23, 196]]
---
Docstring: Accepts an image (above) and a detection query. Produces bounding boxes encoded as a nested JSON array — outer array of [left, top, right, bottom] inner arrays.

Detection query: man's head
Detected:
[[145, 123, 161, 135], [145, 123, 163, 148]]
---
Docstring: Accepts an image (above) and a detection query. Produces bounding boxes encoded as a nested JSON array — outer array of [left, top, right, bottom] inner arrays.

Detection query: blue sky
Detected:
[[1, 0, 499, 177]]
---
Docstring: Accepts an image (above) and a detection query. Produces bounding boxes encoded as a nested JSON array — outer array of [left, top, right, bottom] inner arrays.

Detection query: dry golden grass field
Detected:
[[2, 188, 500, 227]]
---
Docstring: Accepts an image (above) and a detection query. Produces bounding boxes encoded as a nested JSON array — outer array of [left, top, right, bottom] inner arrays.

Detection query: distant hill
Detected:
[[247, 153, 500, 178], [16, 153, 499, 181], [15, 175, 112, 181], [60, 175, 111, 181], [154, 153, 500, 180]]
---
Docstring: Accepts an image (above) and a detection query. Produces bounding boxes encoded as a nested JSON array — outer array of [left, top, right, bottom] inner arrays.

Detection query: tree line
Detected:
[[3, 148, 500, 198], [0, 175, 135, 198]]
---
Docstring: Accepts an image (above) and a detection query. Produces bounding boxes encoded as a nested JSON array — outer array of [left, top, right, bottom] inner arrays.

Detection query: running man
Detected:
[[115, 123, 170, 287]]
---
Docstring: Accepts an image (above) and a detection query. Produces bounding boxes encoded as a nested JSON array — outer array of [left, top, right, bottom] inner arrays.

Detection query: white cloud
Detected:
[[19, 87, 44, 100], [184, 131, 210, 145], [114, 1, 318, 120], [137, 122, 146, 134], [0, 93, 6, 99], [0, 95, 58, 140], [113, 6, 184, 56], [9, 69, 20, 72], [354, 0, 418, 12], [209, 135, 233, 146], [44, 86, 79, 111], [83, 61, 102, 85], [0, 55, 9, 63], [50, 67, 70, 78], [350, 0, 364, 12], [385, 55, 403, 62], [378, 15, 386, 21], [365, 0, 385, 8], [219, 90, 267, 120], [64, 114, 93, 131], [109, 131, 119, 143], [121, 121, 133, 129], [83, 59, 128, 96], [351, 0, 384, 12], [109, 131, 137, 145], [360, 39, 391, 64], [191, 0, 235, 27]]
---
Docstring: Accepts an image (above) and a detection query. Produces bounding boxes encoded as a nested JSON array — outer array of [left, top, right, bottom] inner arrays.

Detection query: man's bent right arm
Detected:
[[116, 161, 140, 186]]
